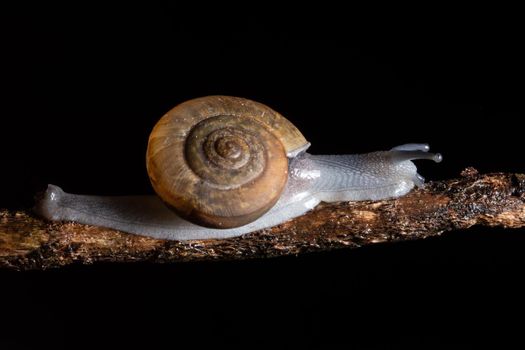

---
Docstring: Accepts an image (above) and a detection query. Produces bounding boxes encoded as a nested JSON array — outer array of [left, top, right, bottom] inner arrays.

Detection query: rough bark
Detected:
[[1, 169, 525, 270]]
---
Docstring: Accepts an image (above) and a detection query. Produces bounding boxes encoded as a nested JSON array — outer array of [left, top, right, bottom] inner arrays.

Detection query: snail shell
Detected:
[[146, 96, 309, 228]]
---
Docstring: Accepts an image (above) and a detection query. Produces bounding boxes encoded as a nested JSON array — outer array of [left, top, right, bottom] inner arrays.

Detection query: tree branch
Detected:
[[1, 169, 525, 270]]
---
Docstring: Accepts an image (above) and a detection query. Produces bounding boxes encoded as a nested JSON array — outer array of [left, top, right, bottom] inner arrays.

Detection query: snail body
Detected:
[[35, 96, 442, 241]]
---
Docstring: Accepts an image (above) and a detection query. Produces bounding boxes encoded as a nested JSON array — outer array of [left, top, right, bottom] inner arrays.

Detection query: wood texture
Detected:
[[1, 169, 525, 270]]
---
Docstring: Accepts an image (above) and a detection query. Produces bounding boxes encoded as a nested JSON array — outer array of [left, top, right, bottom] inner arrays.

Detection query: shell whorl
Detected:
[[146, 96, 308, 228]]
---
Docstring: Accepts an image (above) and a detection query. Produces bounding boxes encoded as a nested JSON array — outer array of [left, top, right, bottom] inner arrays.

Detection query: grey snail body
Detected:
[[35, 96, 442, 241]]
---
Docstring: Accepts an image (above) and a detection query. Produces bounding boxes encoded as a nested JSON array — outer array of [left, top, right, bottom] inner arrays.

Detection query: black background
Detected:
[[2, 3, 525, 348]]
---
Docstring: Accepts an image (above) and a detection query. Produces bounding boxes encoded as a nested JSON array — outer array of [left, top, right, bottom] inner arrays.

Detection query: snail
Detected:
[[35, 96, 442, 241]]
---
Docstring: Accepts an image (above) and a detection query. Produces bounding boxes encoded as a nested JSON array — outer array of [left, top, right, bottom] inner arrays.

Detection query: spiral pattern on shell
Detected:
[[146, 96, 308, 228]]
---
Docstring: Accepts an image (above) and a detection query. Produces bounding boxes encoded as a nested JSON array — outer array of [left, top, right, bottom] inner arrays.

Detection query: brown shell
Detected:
[[146, 96, 308, 228]]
